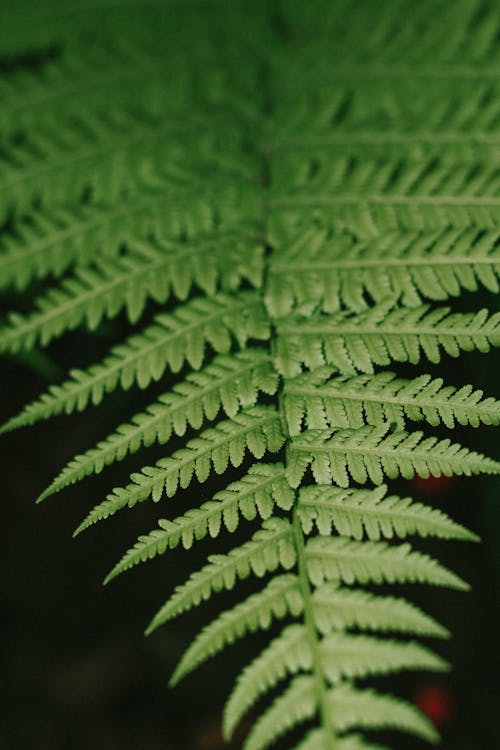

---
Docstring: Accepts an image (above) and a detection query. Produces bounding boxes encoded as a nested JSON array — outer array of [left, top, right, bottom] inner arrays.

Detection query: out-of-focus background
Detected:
[[0, 297, 499, 750]]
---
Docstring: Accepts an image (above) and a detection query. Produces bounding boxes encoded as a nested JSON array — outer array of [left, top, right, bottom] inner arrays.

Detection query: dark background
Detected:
[[1, 288, 499, 750]]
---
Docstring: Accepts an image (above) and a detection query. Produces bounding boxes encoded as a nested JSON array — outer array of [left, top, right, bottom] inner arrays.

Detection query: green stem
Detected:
[[256, 18, 338, 744], [293, 508, 337, 749]]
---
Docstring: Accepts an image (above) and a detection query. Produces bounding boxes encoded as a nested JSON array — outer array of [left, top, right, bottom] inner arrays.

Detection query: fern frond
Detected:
[[2, 2, 499, 748], [168, 574, 303, 679], [226, 627, 446, 735], [0, 203, 125, 293], [102, 463, 293, 580], [0, 231, 262, 349], [0, 45, 168, 138], [294, 730, 390, 750], [273, 74, 500, 165], [0, 1, 166, 55], [237, 677, 438, 750], [0, 291, 269, 434], [271, 158, 500, 237], [297, 484, 478, 541], [312, 585, 449, 638], [305, 536, 467, 589], [0, 105, 256, 219], [319, 632, 448, 681], [0, 250, 168, 349], [287, 423, 500, 488], [0, 1, 265, 77], [0, 239, 264, 350], [42, 351, 278, 494], [273, 125, 500, 167], [265, 0, 498, 66], [267, 226, 500, 315], [227, 674, 316, 748], [0, 186, 259, 293], [326, 684, 439, 743], [284, 368, 500, 432], [66, 406, 284, 524], [276, 302, 500, 377], [147, 518, 295, 633], [0, 110, 163, 217], [224, 624, 311, 732]]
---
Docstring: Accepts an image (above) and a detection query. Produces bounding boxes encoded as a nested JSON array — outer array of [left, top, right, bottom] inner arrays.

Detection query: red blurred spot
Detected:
[[412, 474, 456, 495], [414, 684, 455, 728]]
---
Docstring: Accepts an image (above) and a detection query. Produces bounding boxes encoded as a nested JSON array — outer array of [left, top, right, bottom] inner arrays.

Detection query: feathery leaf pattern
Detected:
[[1, 1, 499, 747]]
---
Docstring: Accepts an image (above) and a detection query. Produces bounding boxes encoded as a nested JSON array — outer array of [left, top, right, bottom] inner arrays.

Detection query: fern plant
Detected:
[[1, 0, 500, 748]]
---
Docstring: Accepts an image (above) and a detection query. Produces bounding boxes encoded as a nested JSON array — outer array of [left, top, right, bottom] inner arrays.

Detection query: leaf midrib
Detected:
[[124, 410, 281, 500], [271, 194, 500, 208], [0, 231, 259, 345], [279, 322, 495, 336], [53, 355, 273, 486], [270, 254, 500, 272], [1, 115, 254, 196], [157, 524, 294, 623], [37, 294, 264, 401], [298, 495, 466, 536], [285, 383, 497, 416]]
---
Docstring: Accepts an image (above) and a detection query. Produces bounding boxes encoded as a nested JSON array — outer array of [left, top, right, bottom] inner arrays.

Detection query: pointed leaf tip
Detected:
[[37, 482, 59, 503], [102, 566, 120, 586], [73, 519, 88, 537], [168, 667, 182, 688], [144, 617, 159, 637], [0, 420, 14, 437]]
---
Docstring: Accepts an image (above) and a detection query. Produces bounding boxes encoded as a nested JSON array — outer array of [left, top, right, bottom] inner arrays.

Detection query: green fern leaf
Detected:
[[226, 627, 446, 735], [2, 3, 500, 749], [0, 44, 169, 138], [287, 423, 500, 488], [0, 105, 256, 219], [0, 185, 261, 293], [294, 730, 390, 750], [0, 280, 267, 353], [42, 351, 278, 494], [267, 226, 500, 315], [226, 674, 316, 747], [102, 463, 293, 580], [0, 233, 263, 349], [276, 302, 500, 377], [274, 119, 500, 168], [284, 368, 500, 432], [326, 684, 439, 742], [297, 484, 478, 541], [147, 518, 295, 633], [312, 585, 449, 638], [68, 406, 285, 526], [168, 574, 303, 680], [225, 624, 311, 733], [305, 536, 467, 589], [0, 203, 126, 293], [271, 157, 500, 238], [319, 632, 448, 681], [0, 291, 269, 434], [238, 677, 438, 750]]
